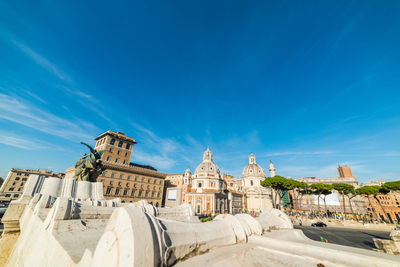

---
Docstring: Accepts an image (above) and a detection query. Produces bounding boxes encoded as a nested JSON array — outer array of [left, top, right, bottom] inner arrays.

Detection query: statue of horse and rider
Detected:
[[74, 142, 106, 182]]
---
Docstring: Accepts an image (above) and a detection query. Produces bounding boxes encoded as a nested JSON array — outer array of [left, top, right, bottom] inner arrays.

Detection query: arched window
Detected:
[[250, 180, 253, 186]]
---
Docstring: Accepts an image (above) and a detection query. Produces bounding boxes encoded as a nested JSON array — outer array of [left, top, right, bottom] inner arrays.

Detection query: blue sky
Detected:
[[1, 1, 400, 182]]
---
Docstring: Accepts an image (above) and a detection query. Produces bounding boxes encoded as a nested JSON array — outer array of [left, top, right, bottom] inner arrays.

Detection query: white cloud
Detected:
[[266, 151, 334, 156], [0, 131, 57, 150], [12, 39, 72, 83], [0, 93, 99, 141]]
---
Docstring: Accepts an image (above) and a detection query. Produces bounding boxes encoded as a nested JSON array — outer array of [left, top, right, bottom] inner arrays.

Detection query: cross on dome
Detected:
[[203, 146, 213, 161], [249, 153, 256, 164]]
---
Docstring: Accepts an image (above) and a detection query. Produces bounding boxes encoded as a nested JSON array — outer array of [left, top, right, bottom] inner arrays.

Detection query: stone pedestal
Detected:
[[75, 181, 92, 200]]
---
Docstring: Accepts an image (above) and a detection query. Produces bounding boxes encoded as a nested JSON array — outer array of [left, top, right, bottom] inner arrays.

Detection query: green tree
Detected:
[[311, 183, 332, 215], [332, 183, 354, 216], [291, 181, 309, 210], [344, 185, 357, 219], [356, 185, 388, 221], [321, 185, 333, 216], [261, 176, 294, 209], [382, 181, 400, 192]]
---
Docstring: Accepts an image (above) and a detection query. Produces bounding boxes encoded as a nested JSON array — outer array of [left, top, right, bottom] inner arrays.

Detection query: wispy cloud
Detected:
[[0, 131, 59, 150], [130, 123, 180, 169], [280, 163, 340, 179], [0, 93, 98, 141], [12, 39, 72, 83], [4, 32, 114, 124], [266, 151, 334, 156], [279, 160, 369, 180]]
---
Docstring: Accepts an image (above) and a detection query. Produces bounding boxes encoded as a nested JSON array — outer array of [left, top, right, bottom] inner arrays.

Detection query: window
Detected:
[[118, 141, 123, 148], [131, 189, 136, 197], [20, 182, 24, 186], [22, 178, 27, 181], [157, 192, 160, 198], [111, 173, 115, 178], [12, 182, 16, 186], [102, 171, 107, 176], [154, 180, 157, 184], [138, 190, 143, 197], [119, 174, 123, 179], [9, 188, 14, 191], [15, 177, 20, 180], [125, 152, 128, 157], [126, 143, 130, 150], [250, 180, 253, 186], [5, 194, 11, 197], [151, 191, 155, 198], [115, 158, 118, 163], [115, 188, 120, 195], [110, 138, 115, 145], [118, 182, 122, 186], [127, 175, 131, 180], [13, 194, 19, 198], [198, 183, 202, 188], [148, 178, 151, 183], [133, 183, 137, 188], [123, 160, 126, 164], [117, 150, 120, 155], [135, 176, 138, 181], [109, 181, 113, 185], [153, 186, 156, 190], [147, 185, 150, 190], [17, 172, 21, 176], [145, 191, 149, 197], [126, 183, 130, 187], [141, 177, 145, 182], [18, 188, 22, 191], [123, 189, 128, 196], [100, 179, 104, 183], [24, 173, 29, 176], [109, 148, 113, 153], [107, 156, 110, 161]]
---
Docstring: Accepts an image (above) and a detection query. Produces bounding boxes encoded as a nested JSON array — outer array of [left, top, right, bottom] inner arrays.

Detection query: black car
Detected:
[[311, 222, 327, 227]]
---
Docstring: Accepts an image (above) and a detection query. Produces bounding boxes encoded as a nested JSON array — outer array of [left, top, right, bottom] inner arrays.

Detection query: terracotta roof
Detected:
[[95, 130, 137, 143]]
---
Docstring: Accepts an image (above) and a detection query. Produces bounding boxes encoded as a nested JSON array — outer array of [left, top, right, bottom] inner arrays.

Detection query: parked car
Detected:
[[311, 222, 327, 227]]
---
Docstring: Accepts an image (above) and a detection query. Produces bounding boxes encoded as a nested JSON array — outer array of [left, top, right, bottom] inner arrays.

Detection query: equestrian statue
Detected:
[[74, 142, 106, 182]]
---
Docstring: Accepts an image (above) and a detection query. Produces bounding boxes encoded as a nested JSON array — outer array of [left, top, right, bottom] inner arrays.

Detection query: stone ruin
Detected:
[[0, 175, 399, 266], [374, 230, 400, 255]]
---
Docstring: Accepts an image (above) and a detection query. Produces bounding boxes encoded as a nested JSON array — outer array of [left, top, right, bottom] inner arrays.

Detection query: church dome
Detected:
[[242, 153, 265, 179], [194, 147, 221, 177]]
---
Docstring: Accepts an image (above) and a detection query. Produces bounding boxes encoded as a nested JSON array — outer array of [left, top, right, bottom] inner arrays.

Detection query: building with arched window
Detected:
[[65, 130, 166, 206], [241, 153, 273, 213]]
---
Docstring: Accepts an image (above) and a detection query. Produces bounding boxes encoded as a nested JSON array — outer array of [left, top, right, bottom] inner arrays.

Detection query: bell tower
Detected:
[[95, 131, 137, 165], [249, 153, 256, 164], [269, 160, 276, 177]]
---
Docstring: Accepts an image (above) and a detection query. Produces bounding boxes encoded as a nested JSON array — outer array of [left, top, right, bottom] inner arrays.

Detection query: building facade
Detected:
[[361, 179, 400, 223], [67, 130, 167, 206], [0, 168, 64, 203], [184, 148, 229, 215], [241, 154, 273, 213]]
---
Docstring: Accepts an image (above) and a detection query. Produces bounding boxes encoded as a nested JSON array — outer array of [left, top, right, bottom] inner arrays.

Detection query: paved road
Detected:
[[294, 225, 390, 250]]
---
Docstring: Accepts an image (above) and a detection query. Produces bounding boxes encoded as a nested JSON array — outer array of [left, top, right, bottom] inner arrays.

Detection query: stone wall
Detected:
[[2, 177, 399, 267]]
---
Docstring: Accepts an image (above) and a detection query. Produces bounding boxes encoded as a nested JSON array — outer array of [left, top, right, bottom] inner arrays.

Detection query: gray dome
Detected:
[[242, 153, 265, 179], [194, 148, 221, 178]]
